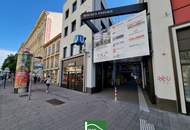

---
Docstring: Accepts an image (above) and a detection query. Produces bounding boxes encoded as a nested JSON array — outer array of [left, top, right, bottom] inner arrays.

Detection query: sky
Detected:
[[0, 0, 136, 68]]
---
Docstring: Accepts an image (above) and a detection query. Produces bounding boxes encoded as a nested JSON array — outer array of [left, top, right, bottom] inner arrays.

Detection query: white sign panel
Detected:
[[94, 10, 149, 63], [94, 29, 113, 62]]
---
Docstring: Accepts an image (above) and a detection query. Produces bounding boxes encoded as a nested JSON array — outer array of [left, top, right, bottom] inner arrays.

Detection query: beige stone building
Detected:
[[43, 33, 61, 85], [19, 10, 62, 78]]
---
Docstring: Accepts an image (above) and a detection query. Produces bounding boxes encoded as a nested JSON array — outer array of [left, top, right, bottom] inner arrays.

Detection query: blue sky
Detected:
[[0, 0, 136, 67]]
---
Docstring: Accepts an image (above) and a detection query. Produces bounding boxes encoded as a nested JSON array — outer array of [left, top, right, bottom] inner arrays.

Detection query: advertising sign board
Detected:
[[94, 10, 149, 63], [15, 51, 31, 92]]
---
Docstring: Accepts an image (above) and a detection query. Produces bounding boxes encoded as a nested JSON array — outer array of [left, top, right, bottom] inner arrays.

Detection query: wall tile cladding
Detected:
[[171, 0, 190, 24]]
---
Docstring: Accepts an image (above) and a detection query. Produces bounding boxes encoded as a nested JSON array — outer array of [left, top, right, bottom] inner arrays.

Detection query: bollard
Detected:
[[114, 87, 118, 102]]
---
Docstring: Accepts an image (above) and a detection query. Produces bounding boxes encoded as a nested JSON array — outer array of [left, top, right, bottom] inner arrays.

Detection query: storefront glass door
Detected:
[[180, 51, 190, 114], [177, 27, 190, 114]]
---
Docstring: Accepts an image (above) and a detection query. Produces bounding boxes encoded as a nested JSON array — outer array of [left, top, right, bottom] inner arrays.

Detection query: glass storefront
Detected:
[[180, 50, 190, 114], [177, 26, 190, 114], [62, 56, 83, 92]]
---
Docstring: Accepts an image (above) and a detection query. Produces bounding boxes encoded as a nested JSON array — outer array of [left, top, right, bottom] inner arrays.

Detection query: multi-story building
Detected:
[[138, 0, 190, 115], [43, 33, 61, 85], [21, 10, 62, 78], [18, 42, 26, 53], [170, 0, 190, 115], [59, 0, 111, 92]]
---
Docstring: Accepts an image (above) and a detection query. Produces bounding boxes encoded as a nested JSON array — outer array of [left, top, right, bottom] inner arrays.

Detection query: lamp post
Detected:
[[28, 56, 43, 100], [3, 67, 10, 89]]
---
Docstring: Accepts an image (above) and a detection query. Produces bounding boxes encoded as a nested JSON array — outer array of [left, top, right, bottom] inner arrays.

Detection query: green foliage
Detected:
[[1, 54, 17, 73]]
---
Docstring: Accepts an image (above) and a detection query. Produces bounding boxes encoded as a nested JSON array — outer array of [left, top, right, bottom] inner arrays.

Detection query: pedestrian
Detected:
[[45, 75, 51, 93], [34, 75, 37, 84]]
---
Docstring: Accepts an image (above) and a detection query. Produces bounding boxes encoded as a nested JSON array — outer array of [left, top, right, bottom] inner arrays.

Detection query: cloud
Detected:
[[0, 48, 16, 69]]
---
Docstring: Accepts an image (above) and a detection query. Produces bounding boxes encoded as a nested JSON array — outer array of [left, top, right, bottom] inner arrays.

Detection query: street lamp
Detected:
[[3, 67, 10, 89], [28, 55, 43, 100]]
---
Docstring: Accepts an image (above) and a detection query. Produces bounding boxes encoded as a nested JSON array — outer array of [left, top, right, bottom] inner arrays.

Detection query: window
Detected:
[[101, 2, 105, 10], [101, 21, 106, 30], [51, 57, 54, 68], [64, 26, 68, 37], [63, 47, 67, 58], [44, 60, 46, 69], [45, 48, 47, 57], [71, 20, 76, 32], [48, 47, 51, 55], [72, 1, 77, 12], [55, 56, 59, 67], [81, 0, 86, 5], [65, 9, 69, 19], [56, 41, 60, 52], [46, 59, 49, 69], [52, 44, 55, 54], [79, 45, 83, 53], [109, 19, 112, 26], [81, 18, 84, 26], [70, 44, 75, 56]]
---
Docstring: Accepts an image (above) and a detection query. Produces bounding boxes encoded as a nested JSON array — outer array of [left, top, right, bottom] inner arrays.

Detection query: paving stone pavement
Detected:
[[0, 82, 190, 130]]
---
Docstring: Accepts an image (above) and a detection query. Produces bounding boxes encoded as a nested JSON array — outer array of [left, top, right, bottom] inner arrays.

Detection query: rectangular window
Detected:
[[46, 59, 49, 69], [79, 45, 83, 53], [52, 44, 55, 54], [64, 26, 68, 37], [55, 56, 59, 67], [65, 9, 69, 19], [70, 44, 75, 56], [71, 20, 76, 32], [44, 60, 46, 69], [56, 41, 60, 52], [45, 48, 47, 57], [63, 47, 67, 58], [101, 21, 106, 30], [48, 47, 51, 55], [101, 2, 105, 10], [109, 19, 112, 26], [81, 18, 84, 26], [51, 57, 54, 68], [81, 0, 86, 5], [72, 1, 77, 13]]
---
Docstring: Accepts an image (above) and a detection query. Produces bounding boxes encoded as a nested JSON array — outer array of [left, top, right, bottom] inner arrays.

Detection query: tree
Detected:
[[1, 54, 17, 73]]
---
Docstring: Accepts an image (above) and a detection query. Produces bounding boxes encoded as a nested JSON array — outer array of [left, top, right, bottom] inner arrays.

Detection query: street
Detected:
[[0, 82, 190, 130]]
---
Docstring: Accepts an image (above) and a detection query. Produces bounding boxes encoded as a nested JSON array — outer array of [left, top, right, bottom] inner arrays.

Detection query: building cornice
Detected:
[[43, 33, 62, 48], [25, 10, 47, 45]]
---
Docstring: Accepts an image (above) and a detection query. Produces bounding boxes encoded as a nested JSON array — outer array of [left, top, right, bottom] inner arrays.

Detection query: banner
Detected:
[[94, 10, 149, 63]]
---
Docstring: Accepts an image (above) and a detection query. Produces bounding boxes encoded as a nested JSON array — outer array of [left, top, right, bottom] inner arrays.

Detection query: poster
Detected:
[[93, 10, 149, 63], [15, 51, 31, 91], [94, 29, 113, 62]]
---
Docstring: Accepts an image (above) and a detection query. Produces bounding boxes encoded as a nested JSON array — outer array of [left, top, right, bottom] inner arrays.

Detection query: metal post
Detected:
[[83, 43, 86, 92], [3, 73, 7, 89], [114, 86, 118, 102], [112, 60, 118, 101], [141, 61, 145, 89], [28, 56, 33, 100]]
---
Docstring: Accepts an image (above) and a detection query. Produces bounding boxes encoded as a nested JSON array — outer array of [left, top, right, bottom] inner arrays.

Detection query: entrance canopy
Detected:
[[81, 3, 147, 33]]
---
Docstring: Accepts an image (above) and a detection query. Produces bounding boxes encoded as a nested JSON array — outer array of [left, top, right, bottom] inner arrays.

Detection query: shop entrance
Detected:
[[61, 56, 84, 92], [176, 27, 190, 114], [95, 58, 155, 105]]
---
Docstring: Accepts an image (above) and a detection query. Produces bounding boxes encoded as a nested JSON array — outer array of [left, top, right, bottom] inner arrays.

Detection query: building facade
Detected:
[[138, 0, 190, 114], [43, 33, 61, 85], [59, 0, 110, 92], [21, 11, 62, 79], [170, 0, 190, 114]]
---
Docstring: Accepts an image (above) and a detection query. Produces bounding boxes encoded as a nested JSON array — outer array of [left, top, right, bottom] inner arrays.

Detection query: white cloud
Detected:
[[0, 48, 16, 69]]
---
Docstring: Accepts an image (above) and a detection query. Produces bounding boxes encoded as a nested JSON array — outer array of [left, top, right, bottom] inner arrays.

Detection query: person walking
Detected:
[[33, 75, 37, 84], [45, 75, 51, 93]]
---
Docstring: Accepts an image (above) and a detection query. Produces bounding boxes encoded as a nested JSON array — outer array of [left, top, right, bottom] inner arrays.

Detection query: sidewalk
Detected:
[[0, 83, 190, 130]]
